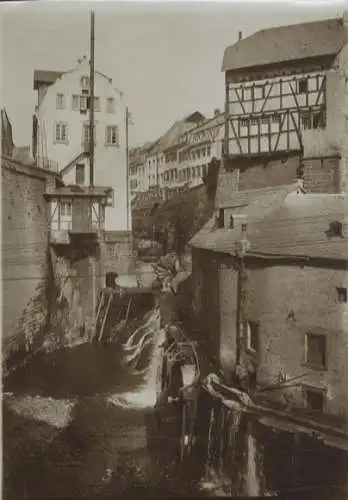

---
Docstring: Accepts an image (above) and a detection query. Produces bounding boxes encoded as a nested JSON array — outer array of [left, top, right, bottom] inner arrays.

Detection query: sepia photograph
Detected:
[[1, 0, 348, 498]]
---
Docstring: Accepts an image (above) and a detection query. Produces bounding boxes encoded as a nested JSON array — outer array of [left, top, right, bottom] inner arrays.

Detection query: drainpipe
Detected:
[[235, 223, 250, 373]]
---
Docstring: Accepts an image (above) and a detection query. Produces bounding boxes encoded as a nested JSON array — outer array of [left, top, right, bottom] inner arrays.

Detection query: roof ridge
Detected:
[[257, 16, 341, 34], [228, 180, 301, 196]]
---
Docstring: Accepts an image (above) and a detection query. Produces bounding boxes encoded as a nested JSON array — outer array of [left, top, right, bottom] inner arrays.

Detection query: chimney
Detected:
[[214, 108, 221, 117], [238, 31, 243, 41]]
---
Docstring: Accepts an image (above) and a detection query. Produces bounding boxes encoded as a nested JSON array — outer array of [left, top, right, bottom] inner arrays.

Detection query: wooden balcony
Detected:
[[44, 185, 113, 246]]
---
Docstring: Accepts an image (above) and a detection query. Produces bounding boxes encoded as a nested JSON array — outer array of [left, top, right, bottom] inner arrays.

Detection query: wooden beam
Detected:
[[273, 112, 287, 152], [230, 118, 243, 154], [234, 87, 246, 115], [260, 81, 274, 113]]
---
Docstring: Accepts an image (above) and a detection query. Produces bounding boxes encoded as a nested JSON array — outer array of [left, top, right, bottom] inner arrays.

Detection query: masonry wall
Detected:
[[191, 248, 220, 364], [215, 258, 348, 425], [103, 232, 135, 278], [303, 156, 341, 193], [2, 160, 50, 370], [247, 263, 348, 424], [238, 155, 300, 191]]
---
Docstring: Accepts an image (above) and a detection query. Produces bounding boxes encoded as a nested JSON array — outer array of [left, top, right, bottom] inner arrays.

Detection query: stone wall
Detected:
[[303, 156, 340, 193], [2, 158, 52, 372], [193, 246, 348, 425]]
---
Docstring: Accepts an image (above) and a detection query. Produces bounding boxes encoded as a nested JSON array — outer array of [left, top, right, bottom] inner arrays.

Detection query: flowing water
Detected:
[[3, 306, 208, 499], [4, 291, 347, 499]]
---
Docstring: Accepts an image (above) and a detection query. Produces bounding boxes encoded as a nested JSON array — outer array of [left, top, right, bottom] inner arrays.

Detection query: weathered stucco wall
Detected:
[[247, 263, 348, 422], [212, 258, 348, 423]]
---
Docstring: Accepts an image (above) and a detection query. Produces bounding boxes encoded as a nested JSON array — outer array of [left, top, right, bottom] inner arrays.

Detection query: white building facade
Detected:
[[33, 57, 130, 232]]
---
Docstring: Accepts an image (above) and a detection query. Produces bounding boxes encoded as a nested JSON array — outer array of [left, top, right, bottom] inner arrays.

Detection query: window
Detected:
[[106, 191, 114, 207], [305, 332, 326, 369], [301, 111, 311, 130], [303, 386, 325, 412], [298, 78, 308, 94], [80, 95, 88, 111], [106, 126, 119, 146], [239, 118, 249, 128], [216, 209, 224, 229], [312, 111, 323, 129], [72, 95, 79, 110], [94, 97, 101, 111], [251, 117, 259, 126], [55, 123, 68, 143], [60, 202, 72, 217], [336, 287, 348, 303], [56, 93, 65, 109], [271, 113, 281, 124], [80, 76, 89, 89], [207, 146, 211, 156], [107, 244, 117, 258], [254, 85, 265, 99], [75, 164, 85, 185], [107, 98, 115, 113], [245, 320, 259, 352], [83, 123, 96, 145], [261, 116, 269, 125]]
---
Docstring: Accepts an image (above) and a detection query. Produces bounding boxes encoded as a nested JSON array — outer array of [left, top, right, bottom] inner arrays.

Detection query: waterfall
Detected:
[[245, 427, 261, 497], [107, 308, 166, 410]]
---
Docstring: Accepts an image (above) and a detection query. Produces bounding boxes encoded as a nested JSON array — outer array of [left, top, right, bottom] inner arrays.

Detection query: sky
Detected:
[[0, 0, 345, 148]]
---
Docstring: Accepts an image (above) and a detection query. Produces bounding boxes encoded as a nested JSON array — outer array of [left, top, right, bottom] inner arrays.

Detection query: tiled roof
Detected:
[[222, 17, 346, 72], [60, 151, 90, 176], [190, 188, 348, 262], [249, 194, 348, 260], [159, 112, 206, 152], [33, 70, 64, 89], [190, 182, 302, 253]]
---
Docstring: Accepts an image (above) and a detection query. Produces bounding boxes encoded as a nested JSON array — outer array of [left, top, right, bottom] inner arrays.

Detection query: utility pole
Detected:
[[126, 107, 129, 231], [235, 223, 250, 372], [89, 10, 95, 187]]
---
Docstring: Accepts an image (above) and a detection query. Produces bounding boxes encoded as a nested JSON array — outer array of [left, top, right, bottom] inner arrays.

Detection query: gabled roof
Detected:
[[222, 17, 346, 73], [160, 111, 206, 152], [60, 151, 90, 176], [33, 70, 64, 90], [190, 186, 348, 262]]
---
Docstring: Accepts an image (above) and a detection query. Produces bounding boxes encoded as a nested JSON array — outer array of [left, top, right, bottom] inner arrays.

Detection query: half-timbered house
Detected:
[[222, 15, 348, 193]]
